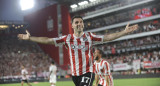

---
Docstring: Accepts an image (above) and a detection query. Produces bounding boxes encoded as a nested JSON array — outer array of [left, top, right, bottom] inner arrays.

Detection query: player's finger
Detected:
[[18, 34, 22, 38], [126, 23, 130, 28], [26, 30, 30, 36]]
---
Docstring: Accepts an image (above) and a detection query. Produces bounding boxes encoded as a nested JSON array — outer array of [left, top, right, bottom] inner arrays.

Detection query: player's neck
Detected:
[[74, 31, 83, 38], [96, 58, 101, 63]]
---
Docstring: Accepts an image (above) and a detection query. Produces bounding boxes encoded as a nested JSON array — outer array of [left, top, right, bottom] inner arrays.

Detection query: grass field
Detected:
[[0, 78, 160, 86]]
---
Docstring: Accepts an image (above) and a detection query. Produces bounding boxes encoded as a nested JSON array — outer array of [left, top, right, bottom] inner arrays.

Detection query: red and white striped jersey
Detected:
[[53, 32, 103, 76], [94, 59, 114, 86]]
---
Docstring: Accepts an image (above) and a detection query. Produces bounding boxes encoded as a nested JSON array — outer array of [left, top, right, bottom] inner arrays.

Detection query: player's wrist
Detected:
[[123, 30, 128, 35]]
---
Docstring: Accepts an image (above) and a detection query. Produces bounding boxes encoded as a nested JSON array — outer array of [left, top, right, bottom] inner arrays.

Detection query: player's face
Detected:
[[94, 49, 100, 60], [72, 18, 84, 33], [21, 66, 24, 69]]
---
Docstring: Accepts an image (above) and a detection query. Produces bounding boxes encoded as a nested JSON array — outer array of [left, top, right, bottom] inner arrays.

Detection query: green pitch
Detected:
[[0, 78, 160, 86]]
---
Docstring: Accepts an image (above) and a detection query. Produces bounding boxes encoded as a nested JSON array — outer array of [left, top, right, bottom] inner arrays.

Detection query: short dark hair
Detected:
[[71, 15, 83, 23], [51, 61, 55, 64], [96, 48, 103, 55]]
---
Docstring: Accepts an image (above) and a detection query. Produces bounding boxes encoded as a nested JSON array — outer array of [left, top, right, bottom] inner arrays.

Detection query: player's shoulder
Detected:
[[94, 61, 97, 64], [102, 59, 109, 65]]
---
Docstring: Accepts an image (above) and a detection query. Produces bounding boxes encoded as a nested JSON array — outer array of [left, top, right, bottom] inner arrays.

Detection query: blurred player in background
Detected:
[[48, 61, 57, 86], [21, 65, 32, 86], [94, 49, 113, 86]]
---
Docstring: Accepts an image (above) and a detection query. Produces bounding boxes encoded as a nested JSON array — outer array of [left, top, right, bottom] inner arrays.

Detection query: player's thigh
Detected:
[[72, 76, 81, 86], [98, 84, 103, 86], [80, 72, 95, 86]]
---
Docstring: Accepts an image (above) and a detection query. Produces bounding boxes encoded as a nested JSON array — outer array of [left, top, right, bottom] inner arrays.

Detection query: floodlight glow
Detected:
[[0, 25, 9, 28], [89, 0, 96, 2], [70, 4, 78, 8], [78, 1, 88, 6], [20, 0, 34, 10]]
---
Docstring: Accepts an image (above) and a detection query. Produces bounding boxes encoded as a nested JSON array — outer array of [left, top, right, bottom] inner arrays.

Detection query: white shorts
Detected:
[[49, 75, 56, 83]]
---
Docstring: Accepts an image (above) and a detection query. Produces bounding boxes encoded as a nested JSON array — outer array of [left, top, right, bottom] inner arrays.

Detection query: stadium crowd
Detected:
[[95, 19, 160, 35], [96, 34, 160, 51], [93, 34, 160, 75], [83, 3, 160, 30], [0, 35, 52, 78], [73, 0, 146, 17]]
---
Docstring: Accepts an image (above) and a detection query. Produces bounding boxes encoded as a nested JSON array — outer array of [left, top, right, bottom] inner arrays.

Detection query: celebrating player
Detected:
[[18, 15, 138, 86]]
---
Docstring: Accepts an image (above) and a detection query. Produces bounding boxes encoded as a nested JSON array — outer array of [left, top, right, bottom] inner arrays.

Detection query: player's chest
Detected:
[[96, 64, 105, 74], [66, 37, 91, 50]]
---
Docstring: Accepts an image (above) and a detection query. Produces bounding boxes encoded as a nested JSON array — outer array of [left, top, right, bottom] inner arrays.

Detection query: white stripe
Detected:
[[100, 78, 103, 85], [104, 79, 106, 86], [66, 35, 74, 76], [81, 37, 86, 74], [74, 37, 79, 76], [86, 32, 93, 72]]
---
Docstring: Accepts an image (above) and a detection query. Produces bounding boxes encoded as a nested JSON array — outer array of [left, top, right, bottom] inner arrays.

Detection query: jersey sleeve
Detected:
[[53, 35, 67, 46], [89, 32, 104, 44], [103, 61, 111, 75]]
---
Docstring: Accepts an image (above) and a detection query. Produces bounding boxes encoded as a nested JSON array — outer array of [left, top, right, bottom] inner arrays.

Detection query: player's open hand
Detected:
[[124, 23, 138, 34], [18, 30, 30, 40]]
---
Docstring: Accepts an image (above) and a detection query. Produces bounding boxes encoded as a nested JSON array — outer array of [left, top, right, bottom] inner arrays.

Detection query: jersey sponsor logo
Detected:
[[71, 44, 88, 51]]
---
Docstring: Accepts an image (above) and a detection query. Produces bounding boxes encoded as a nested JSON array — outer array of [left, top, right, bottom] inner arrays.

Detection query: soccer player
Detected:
[[18, 15, 138, 86], [94, 48, 113, 86], [48, 61, 57, 86], [21, 66, 32, 86]]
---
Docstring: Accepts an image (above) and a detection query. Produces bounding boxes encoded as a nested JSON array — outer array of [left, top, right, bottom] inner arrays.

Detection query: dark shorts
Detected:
[[21, 79, 29, 83], [72, 72, 95, 86], [98, 84, 103, 86]]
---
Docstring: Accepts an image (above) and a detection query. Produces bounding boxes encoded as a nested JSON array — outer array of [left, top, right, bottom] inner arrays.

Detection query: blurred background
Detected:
[[0, 0, 160, 85]]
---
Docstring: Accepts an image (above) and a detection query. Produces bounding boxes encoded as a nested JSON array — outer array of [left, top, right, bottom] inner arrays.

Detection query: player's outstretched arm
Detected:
[[103, 23, 138, 42], [18, 30, 55, 45]]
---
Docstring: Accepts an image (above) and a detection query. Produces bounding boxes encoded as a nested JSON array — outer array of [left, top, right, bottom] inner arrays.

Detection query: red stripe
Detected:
[[85, 34, 90, 73], [105, 62, 109, 72], [100, 60, 104, 66], [56, 38, 64, 44], [102, 79, 104, 86], [88, 32, 102, 41], [93, 63, 95, 73], [108, 75, 113, 86], [70, 34, 77, 76], [56, 36, 67, 44], [90, 46, 94, 72], [92, 37, 102, 41], [77, 38, 82, 75]]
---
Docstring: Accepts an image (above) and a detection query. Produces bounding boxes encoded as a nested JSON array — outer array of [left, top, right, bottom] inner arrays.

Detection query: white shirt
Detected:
[[21, 69, 28, 80], [49, 65, 57, 77]]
